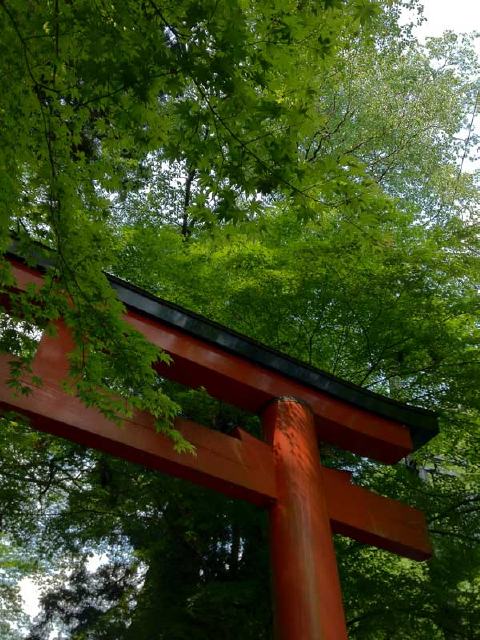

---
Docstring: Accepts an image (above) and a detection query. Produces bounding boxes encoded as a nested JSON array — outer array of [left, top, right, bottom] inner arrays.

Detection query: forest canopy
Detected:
[[0, 1, 479, 638]]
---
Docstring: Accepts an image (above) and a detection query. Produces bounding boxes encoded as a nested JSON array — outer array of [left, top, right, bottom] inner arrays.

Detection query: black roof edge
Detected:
[[106, 274, 439, 450], [4, 245, 439, 450]]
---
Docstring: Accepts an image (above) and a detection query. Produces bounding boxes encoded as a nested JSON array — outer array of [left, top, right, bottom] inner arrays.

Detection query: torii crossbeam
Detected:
[[0, 255, 438, 639]]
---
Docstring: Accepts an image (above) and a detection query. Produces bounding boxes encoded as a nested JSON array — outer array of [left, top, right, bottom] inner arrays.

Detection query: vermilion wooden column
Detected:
[[263, 397, 348, 640]]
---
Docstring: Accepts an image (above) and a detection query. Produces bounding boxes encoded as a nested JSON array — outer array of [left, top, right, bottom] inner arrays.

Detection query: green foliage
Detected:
[[0, 0, 396, 444], [0, 1, 479, 638]]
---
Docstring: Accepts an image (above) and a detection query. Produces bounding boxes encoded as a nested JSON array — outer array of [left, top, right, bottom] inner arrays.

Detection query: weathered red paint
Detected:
[[130, 309, 413, 463], [0, 258, 435, 640], [324, 467, 431, 561], [0, 327, 277, 506], [263, 398, 349, 640], [5, 258, 413, 463], [0, 325, 431, 560]]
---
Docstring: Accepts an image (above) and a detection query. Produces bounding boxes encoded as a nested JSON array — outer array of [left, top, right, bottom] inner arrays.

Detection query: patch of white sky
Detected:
[[402, 0, 480, 171], [16, 0, 480, 632], [409, 0, 479, 52], [19, 554, 108, 624]]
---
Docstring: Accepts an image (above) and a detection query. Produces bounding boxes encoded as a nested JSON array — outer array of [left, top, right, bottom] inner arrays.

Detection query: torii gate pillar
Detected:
[[263, 398, 348, 639]]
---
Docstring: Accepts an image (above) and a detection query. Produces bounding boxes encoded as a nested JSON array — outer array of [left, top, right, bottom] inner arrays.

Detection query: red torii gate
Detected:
[[0, 255, 438, 639]]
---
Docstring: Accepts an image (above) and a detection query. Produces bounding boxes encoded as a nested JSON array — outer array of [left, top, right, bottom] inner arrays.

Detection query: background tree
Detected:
[[0, 1, 479, 638]]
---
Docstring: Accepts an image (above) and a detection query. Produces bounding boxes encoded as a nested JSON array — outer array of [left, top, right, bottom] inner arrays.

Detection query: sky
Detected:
[[405, 0, 480, 172], [415, 0, 480, 42], [17, 0, 480, 630]]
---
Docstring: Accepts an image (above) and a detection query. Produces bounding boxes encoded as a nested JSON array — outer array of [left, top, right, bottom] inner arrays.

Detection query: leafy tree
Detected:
[[0, 1, 479, 638], [0, 0, 391, 438]]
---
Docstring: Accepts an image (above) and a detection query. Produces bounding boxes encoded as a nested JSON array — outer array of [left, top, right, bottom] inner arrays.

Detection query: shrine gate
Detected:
[[0, 253, 438, 639]]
